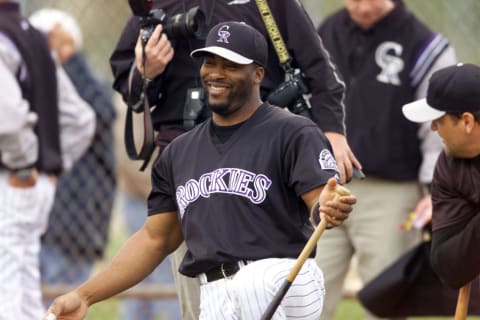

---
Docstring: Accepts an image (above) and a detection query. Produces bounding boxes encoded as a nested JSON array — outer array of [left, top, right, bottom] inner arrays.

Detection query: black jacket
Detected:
[[318, 3, 449, 180], [110, 0, 346, 134]]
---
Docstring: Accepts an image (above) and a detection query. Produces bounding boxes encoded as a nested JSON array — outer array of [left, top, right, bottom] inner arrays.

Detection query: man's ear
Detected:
[[462, 112, 476, 133], [254, 66, 265, 85]]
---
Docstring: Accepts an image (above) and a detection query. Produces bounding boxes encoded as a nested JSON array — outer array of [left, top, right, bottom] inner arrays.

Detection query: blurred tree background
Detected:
[[21, 0, 132, 82], [21, 0, 480, 84]]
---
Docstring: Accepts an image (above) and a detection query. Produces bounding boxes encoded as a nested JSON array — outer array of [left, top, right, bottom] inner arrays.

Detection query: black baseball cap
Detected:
[[190, 21, 268, 67], [403, 63, 480, 122]]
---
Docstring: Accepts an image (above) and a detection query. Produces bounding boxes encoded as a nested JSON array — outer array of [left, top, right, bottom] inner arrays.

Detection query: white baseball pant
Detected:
[[0, 172, 55, 320], [199, 258, 325, 319]]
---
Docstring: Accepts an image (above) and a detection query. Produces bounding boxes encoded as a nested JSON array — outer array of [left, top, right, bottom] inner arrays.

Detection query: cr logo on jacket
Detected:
[[375, 41, 404, 86]]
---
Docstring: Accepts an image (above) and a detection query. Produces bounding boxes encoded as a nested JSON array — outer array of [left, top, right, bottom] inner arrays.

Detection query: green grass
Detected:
[[88, 299, 119, 320], [333, 299, 480, 320], [334, 299, 364, 319], [87, 297, 480, 320]]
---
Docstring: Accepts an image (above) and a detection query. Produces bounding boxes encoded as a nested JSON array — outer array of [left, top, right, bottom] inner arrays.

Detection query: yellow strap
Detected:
[[255, 0, 290, 65]]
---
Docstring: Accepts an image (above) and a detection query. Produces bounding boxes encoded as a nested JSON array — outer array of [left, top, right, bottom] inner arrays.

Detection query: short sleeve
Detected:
[[147, 146, 178, 215], [283, 123, 339, 196]]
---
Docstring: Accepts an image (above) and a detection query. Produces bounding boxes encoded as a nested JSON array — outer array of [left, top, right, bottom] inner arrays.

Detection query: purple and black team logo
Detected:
[[217, 25, 230, 43], [176, 168, 272, 219], [319, 149, 339, 172]]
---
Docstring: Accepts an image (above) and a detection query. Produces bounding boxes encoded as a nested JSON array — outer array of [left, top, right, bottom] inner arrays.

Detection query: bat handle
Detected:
[[455, 282, 472, 320]]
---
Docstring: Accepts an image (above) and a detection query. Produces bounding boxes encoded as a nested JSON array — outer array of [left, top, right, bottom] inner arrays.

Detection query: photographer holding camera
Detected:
[[110, 0, 361, 318]]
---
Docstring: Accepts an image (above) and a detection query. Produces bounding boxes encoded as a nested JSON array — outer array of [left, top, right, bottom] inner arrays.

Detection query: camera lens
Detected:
[[164, 6, 207, 40]]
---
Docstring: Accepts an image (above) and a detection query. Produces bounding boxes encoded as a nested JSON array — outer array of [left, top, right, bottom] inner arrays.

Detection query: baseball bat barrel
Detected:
[[260, 184, 350, 320], [260, 280, 293, 320], [260, 218, 328, 320], [455, 282, 472, 320]]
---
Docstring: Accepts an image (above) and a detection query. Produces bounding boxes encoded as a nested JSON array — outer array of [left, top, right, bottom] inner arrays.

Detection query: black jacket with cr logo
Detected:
[[319, 2, 450, 180]]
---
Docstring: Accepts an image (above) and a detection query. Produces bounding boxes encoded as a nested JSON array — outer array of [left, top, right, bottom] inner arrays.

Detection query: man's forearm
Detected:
[[76, 227, 169, 306]]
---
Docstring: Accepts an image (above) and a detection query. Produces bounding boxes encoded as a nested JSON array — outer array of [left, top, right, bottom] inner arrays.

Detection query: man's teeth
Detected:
[[209, 84, 228, 93]]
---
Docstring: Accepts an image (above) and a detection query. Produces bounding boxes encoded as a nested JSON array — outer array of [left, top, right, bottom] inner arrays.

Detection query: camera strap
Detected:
[[255, 0, 314, 119], [255, 0, 291, 67], [124, 62, 155, 171]]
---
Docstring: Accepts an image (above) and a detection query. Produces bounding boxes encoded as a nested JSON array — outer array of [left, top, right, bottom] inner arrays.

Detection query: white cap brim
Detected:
[[190, 46, 253, 65], [402, 98, 446, 123]]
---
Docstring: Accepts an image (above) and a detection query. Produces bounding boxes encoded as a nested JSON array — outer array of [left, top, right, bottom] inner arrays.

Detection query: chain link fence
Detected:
[[18, 0, 480, 319]]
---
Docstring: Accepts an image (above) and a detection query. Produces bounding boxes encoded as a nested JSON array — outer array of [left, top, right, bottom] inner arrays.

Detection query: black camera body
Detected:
[[128, 0, 207, 43], [267, 71, 312, 119]]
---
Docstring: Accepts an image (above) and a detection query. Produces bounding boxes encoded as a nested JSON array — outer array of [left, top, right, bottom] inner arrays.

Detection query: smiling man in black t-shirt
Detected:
[[45, 21, 357, 320], [403, 63, 480, 289]]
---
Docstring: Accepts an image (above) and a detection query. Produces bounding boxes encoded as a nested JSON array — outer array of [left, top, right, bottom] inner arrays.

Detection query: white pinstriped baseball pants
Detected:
[[0, 172, 55, 320], [199, 258, 325, 320]]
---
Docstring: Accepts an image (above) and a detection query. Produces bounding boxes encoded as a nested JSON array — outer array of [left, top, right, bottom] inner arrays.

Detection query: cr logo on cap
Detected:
[[217, 25, 230, 43]]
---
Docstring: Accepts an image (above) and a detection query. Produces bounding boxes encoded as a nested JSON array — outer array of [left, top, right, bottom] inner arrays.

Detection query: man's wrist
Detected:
[[310, 202, 335, 229], [310, 202, 321, 226]]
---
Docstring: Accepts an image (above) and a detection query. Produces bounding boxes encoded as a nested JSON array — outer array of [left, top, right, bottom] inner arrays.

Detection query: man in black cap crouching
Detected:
[[402, 63, 480, 289]]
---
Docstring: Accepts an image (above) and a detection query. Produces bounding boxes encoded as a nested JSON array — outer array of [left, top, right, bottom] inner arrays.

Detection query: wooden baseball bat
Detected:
[[261, 184, 351, 320], [454, 282, 472, 320]]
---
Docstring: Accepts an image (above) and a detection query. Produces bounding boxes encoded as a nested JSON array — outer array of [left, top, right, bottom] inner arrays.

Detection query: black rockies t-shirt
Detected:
[[148, 103, 338, 276]]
